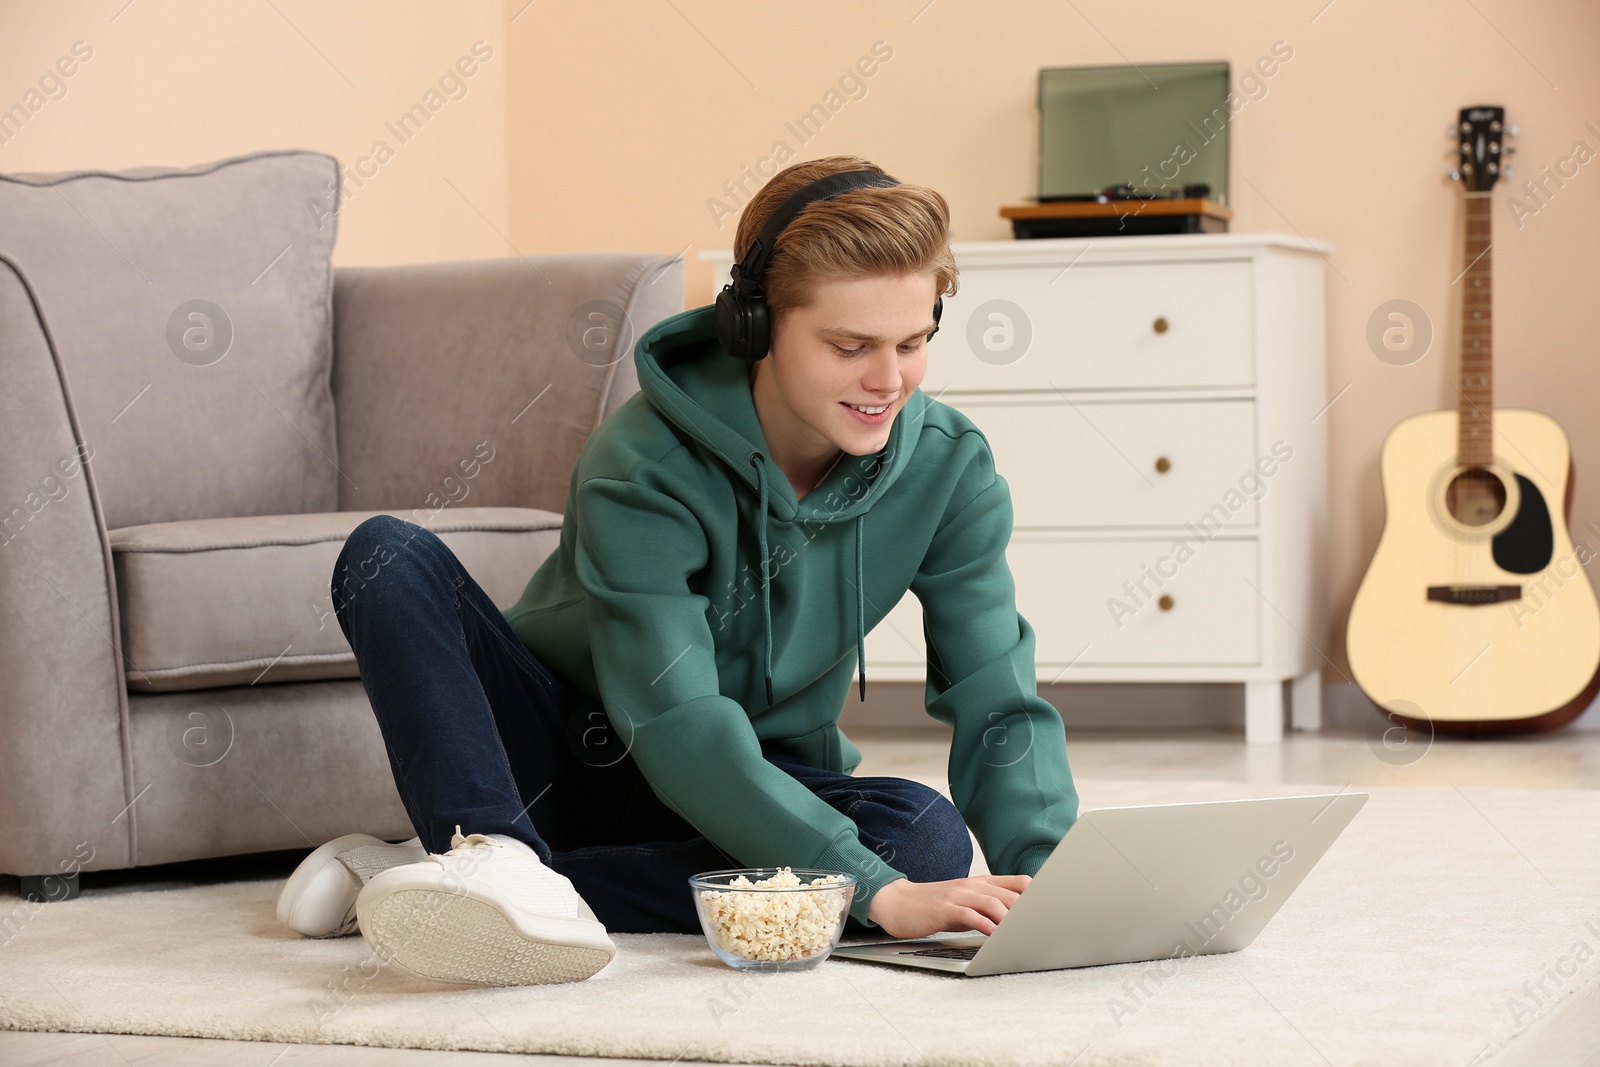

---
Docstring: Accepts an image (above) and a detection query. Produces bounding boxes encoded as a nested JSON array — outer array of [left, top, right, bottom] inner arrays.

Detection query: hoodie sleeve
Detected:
[[910, 445, 1080, 881], [573, 475, 910, 928]]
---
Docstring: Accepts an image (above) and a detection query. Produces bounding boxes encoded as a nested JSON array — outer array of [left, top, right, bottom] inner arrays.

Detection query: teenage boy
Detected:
[[276, 155, 1079, 986]]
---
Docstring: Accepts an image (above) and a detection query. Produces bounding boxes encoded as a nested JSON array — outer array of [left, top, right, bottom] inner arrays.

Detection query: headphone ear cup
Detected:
[[713, 285, 742, 356], [743, 300, 770, 361], [715, 287, 771, 361]]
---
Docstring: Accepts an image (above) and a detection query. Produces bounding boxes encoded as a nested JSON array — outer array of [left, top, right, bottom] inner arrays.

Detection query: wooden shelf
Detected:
[[999, 198, 1232, 238]]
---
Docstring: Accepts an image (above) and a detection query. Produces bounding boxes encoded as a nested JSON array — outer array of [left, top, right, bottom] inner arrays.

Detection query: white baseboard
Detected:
[[839, 678, 1600, 733]]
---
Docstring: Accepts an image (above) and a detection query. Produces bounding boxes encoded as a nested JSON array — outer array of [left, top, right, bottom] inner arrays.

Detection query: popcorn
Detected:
[[696, 867, 851, 962]]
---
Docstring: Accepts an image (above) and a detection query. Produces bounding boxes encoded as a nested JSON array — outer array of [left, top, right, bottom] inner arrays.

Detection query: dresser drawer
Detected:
[[866, 536, 1262, 669], [921, 259, 1255, 393], [948, 397, 1259, 529]]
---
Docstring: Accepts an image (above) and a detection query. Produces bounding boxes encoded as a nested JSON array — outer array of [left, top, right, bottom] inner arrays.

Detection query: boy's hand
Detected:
[[865, 874, 1032, 939]]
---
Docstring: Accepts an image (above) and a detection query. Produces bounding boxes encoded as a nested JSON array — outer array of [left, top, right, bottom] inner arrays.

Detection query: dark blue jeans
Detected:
[[330, 514, 973, 934]]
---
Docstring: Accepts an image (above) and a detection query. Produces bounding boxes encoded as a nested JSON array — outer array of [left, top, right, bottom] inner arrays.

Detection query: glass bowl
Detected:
[[688, 867, 857, 971]]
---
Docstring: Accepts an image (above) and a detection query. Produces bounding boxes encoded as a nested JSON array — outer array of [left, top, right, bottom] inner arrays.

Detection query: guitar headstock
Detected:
[[1449, 106, 1516, 191]]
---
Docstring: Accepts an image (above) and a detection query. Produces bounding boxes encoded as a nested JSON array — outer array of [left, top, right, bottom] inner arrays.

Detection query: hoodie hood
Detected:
[[632, 304, 926, 708]]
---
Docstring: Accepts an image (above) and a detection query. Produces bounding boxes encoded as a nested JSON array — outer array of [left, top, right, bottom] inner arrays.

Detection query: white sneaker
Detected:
[[354, 826, 616, 986], [277, 833, 427, 938]]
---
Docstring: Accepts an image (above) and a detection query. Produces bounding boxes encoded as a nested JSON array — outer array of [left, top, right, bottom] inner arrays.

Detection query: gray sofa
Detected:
[[0, 149, 683, 898]]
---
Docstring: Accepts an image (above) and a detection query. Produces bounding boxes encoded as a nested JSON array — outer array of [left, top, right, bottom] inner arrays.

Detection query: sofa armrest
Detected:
[[0, 252, 134, 876], [331, 251, 684, 516]]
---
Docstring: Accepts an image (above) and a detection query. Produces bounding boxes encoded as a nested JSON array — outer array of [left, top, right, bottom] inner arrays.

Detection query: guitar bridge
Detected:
[[1425, 585, 1521, 605]]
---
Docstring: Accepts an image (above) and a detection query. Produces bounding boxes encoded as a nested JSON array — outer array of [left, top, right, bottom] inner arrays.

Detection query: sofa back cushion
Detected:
[[330, 252, 682, 517], [0, 149, 340, 530]]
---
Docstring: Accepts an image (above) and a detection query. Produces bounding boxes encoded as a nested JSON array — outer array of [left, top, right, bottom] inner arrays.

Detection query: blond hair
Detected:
[[732, 155, 958, 326]]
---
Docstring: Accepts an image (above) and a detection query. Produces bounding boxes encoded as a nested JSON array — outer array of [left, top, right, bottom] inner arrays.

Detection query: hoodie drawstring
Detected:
[[748, 452, 868, 710], [750, 453, 775, 709], [855, 513, 866, 703]]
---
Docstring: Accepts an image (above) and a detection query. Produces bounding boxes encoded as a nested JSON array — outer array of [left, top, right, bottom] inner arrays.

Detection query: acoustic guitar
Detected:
[[1346, 105, 1600, 736]]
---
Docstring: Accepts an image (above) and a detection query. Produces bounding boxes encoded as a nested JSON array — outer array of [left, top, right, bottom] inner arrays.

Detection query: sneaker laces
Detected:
[[427, 825, 581, 919], [425, 825, 505, 868], [446, 826, 498, 854]]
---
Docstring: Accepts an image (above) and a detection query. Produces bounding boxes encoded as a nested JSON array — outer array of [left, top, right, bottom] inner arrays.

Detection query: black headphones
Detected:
[[714, 169, 944, 362]]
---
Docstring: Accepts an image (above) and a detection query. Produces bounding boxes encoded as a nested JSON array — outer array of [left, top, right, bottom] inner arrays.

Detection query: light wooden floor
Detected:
[[5, 721, 1598, 1067]]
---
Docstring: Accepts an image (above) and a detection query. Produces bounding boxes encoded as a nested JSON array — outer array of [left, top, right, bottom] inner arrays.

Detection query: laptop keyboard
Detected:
[[898, 944, 980, 960]]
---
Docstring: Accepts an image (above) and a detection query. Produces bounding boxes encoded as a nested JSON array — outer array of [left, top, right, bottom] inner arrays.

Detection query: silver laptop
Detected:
[[831, 791, 1367, 977]]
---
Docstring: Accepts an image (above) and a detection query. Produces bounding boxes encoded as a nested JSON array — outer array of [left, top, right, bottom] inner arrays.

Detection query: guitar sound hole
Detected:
[[1446, 467, 1507, 526]]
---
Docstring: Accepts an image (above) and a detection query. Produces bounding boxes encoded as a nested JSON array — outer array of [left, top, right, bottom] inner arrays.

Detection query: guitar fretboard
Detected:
[[1458, 192, 1494, 468]]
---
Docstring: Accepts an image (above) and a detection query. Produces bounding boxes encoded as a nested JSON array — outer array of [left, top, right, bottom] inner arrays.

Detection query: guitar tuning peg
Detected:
[[1448, 169, 1461, 181], [1504, 164, 1515, 177], [1446, 124, 1457, 137], [1509, 124, 1520, 136]]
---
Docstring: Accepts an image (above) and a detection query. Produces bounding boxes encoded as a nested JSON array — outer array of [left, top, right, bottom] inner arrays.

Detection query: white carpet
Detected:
[[2, 778, 1598, 1067]]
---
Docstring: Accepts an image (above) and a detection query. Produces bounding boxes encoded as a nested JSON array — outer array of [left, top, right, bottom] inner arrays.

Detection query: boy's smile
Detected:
[[748, 271, 938, 500]]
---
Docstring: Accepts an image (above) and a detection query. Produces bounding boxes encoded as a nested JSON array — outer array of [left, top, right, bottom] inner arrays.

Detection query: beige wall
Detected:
[[6, 0, 1598, 679], [0, 2, 509, 263]]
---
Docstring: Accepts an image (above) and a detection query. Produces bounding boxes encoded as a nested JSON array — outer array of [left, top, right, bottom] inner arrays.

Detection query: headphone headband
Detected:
[[733, 170, 902, 290]]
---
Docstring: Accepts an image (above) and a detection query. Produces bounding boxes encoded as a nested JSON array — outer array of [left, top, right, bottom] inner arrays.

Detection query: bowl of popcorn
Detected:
[[688, 867, 856, 971]]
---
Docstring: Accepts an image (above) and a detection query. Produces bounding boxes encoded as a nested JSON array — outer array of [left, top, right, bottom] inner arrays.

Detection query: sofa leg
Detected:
[[20, 871, 80, 903]]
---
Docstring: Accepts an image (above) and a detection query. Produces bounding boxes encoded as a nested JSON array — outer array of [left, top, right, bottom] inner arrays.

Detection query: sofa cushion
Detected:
[[0, 149, 340, 530], [109, 508, 561, 693]]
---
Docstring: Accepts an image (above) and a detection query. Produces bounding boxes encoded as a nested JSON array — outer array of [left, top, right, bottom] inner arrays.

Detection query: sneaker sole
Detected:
[[361, 887, 615, 986]]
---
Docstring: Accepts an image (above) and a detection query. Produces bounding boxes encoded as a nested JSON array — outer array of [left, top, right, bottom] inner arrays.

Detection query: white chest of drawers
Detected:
[[701, 232, 1332, 743]]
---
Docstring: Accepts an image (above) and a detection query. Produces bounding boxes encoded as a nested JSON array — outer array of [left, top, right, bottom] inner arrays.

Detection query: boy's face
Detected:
[[755, 272, 938, 463]]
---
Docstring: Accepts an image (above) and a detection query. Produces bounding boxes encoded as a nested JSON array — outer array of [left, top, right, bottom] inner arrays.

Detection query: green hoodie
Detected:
[[504, 303, 1079, 928]]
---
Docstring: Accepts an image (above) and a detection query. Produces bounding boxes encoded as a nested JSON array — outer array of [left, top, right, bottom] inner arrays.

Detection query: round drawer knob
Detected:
[[1158, 594, 1175, 611], [1154, 455, 1172, 473], [1152, 316, 1170, 334]]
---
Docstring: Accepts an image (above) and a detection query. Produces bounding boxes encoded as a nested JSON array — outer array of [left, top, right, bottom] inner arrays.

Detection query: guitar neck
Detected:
[[1458, 192, 1494, 467]]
